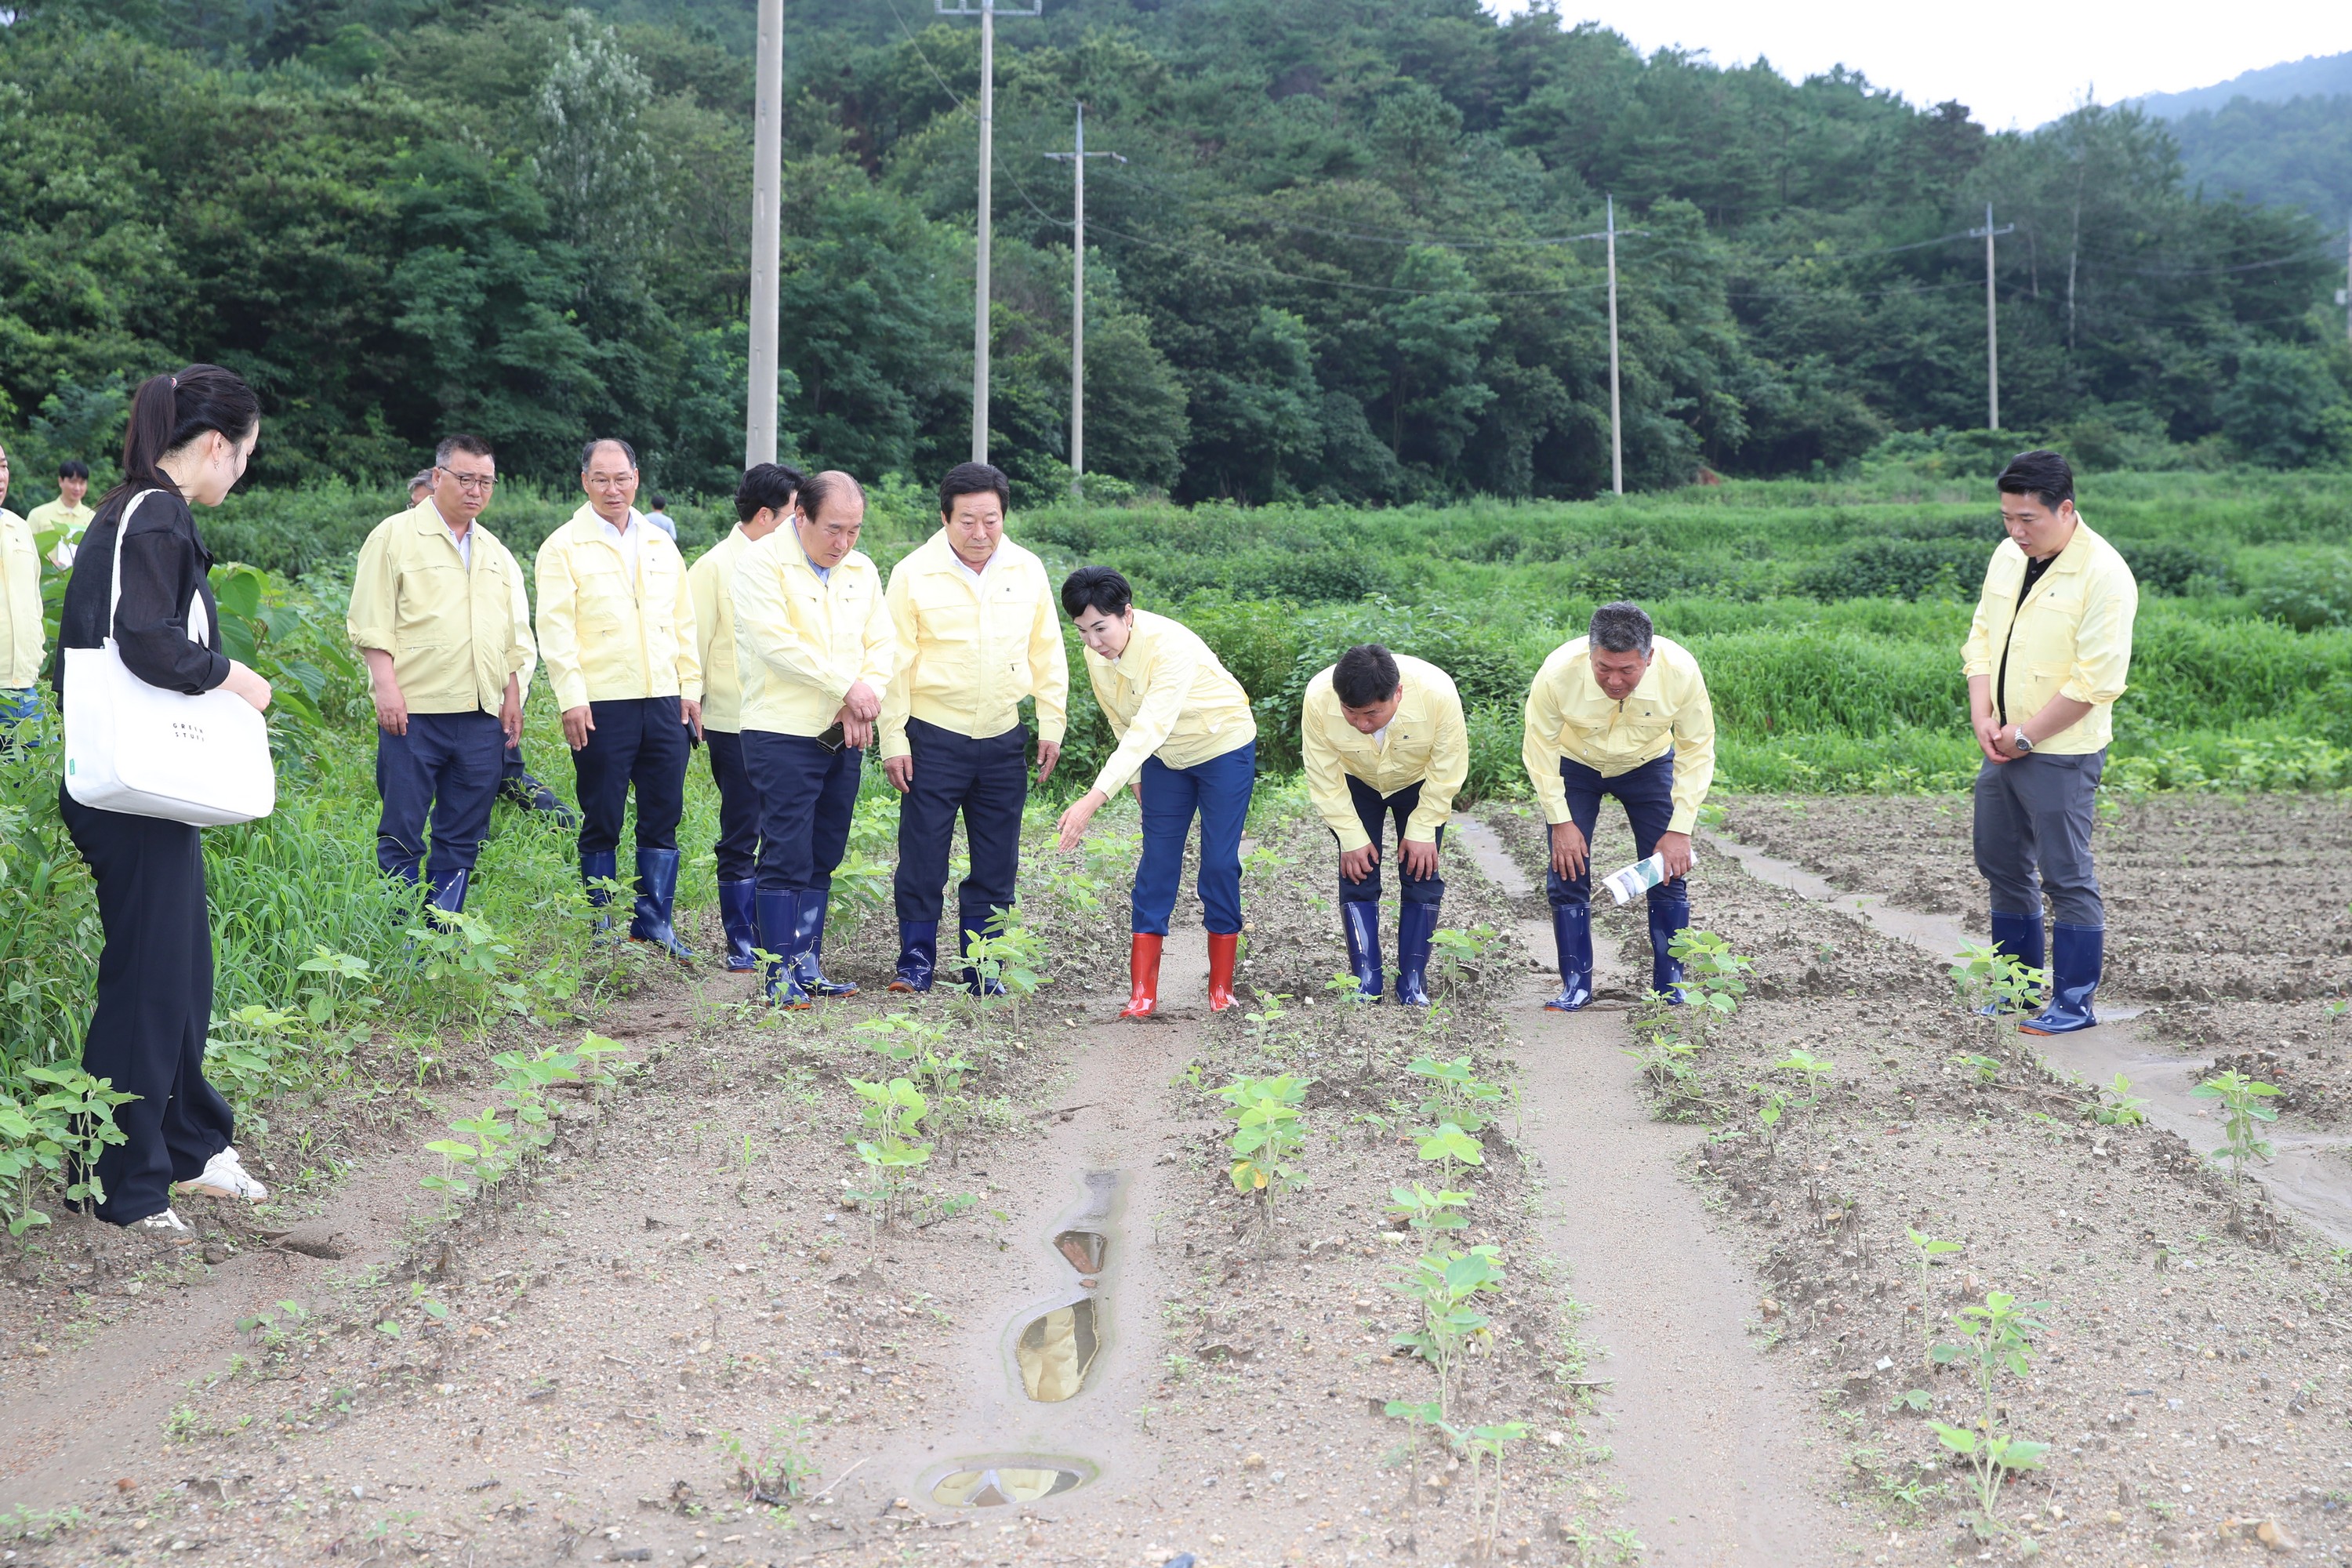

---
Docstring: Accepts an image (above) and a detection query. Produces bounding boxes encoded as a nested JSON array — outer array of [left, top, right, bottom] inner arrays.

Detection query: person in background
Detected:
[[880, 462, 1068, 993], [686, 461, 804, 972], [0, 441, 38, 730], [53, 366, 276, 1232], [643, 493, 677, 544], [407, 469, 433, 508], [731, 470, 894, 1007], [1054, 568, 1257, 1018], [535, 437, 702, 960], [1301, 643, 1467, 1007], [347, 434, 535, 916], [1522, 601, 1715, 1012], [27, 458, 93, 568], [1963, 448, 2137, 1036]]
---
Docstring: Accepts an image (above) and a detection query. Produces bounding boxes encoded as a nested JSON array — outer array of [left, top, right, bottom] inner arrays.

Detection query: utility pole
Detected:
[[1606, 194, 1622, 496], [743, 0, 783, 466], [938, 0, 1042, 465], [1970, 202, 2016, 430], [1045, 103, 1124, 499]]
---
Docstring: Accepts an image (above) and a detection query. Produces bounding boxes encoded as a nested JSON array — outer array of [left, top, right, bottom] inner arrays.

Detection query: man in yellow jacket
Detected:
[[26, 458, 93, 568], [731, 470, 895, 1007], [1522, 601, 1715, 1011], [1302, 644, 1468, 1007], [0, 441, 40, 733], [1963, 449, 2137, 1036], [535, 437, 702, 960], [348, 434, 535, 916], [1054, 567, 1258, 1018], [880, 463, 1069, 993], [686, 460, 804, 972]]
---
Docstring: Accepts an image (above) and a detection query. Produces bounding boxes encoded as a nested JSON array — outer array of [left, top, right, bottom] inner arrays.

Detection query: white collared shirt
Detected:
[[435, 503, 474, 568], [599, 510, 641, 581]]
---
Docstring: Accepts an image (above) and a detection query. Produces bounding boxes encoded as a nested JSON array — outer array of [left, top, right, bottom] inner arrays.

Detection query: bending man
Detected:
[[1523, 601, 1715, 1011], [1963, 448, 2136, 1035], [535, 437, 702, 959], [732, 470, 895, 1007], [1054, 568, 1256, 1018], [1302, 644, 1467, 1007], [880, 462, 1069, 993], [348, 434, 534, 915]]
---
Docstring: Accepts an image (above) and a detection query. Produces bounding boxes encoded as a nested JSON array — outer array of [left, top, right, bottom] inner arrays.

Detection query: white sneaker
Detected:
[[135, 1207, 192, 1232], [180, 1147, 268, 1203]]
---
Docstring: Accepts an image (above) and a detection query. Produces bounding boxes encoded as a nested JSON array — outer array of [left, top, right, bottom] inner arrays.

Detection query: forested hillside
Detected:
[[5, 0, 2349, 503], [2170, 94, 2352, 227]]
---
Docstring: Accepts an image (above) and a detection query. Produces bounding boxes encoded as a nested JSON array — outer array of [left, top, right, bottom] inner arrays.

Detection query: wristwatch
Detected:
[[2011, 730, 2034, 755]]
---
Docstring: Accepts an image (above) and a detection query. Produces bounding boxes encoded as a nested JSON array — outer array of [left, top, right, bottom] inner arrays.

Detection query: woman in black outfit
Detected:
[[54, 366, 277, 1232]]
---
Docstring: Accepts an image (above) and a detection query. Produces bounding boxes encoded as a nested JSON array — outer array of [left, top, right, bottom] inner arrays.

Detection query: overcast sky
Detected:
[[1482, 0, 2349, 130]]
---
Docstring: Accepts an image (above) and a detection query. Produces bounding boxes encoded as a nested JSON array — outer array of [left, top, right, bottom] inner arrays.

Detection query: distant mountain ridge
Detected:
[[2130, 51, 2352, 118]]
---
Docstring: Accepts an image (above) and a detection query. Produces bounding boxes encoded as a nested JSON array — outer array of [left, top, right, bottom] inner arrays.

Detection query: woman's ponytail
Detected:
[[105, 364, 261, 507]]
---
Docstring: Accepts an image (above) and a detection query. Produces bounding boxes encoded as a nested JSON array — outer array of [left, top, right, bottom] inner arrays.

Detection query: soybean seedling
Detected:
[[845, 1077, 933, 1232], [1388, 1244, 1505, 1421], [1929, 1290, 2051, 1526], [1414, 1121, 1485, 1184], [1769, 1049, 1835, 1143], [1408, 1055, 1506, 1134], [1667, 928, 1753, 1036], [2191, 1069, 2281, 1214], [1461, 1421, 1530, 1561], [2083, 1072, 2148, 1127], [1904, 1227, 1962, 1363], [1215, 1074, 1312, 1235], [1385, 1181, 1472, 1234]]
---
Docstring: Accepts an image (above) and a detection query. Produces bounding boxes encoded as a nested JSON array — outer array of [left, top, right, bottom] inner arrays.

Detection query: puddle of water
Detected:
[[1054, 1229, 1106, 1272], [1703, 826, 2352, 1244], [930, 1461, 1088, 1507], [1014, 1298, 1101, 1401]]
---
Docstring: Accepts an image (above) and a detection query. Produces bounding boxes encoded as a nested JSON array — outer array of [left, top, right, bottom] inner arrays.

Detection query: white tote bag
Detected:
[[62, 491, 276, 826]]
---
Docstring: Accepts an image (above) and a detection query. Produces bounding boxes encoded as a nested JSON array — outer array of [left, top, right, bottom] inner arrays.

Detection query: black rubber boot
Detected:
[[1544, 903, 1593, 1012], [1341, 901, 1384, 1002]]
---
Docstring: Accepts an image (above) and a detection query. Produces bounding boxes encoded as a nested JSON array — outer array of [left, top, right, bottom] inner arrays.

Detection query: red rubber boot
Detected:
[[1207, 931, 1240, 1012], [1120, 933, 1163, 1019]]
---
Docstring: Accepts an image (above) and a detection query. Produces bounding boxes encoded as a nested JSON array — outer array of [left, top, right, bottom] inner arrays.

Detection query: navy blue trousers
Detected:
[[1134, 739, 1255, 936], [59, 788, 235, 1225], [893, 717, 1028, 927], [376, 710, 505, 891], [571, 695, 690, 858], [1336, 775, 1446, 906], [1544, 753, 1686, 911], [744, 731, 862, 895], [704, 729, 764, 884]]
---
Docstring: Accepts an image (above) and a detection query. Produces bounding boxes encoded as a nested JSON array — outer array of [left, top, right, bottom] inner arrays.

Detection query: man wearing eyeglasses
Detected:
[[348, 434, 535, 916]]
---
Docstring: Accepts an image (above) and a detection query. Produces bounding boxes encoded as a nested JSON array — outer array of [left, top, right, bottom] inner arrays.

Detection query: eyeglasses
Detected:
[[438, 468, 496, 493]]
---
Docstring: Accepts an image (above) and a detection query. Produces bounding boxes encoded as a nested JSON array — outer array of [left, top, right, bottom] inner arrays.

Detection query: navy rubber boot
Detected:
[[2020, 922, 2102, 1035], [717, 879, 760, 972], [756, 889, 811, 1008], [580, 849, 619, 937], [793, 895, 858, 997], [957, 911, 1006, 997], [1981, 909, 2046, 1015], [890, 922, 940, 993], [1646, 887, 1690, 1004], [426, 868, 470, 919], [1544, 903, 1594, 1012], [1393, 902, 1438, 1008], [628, 848, 695, 962], [1341, 901, 1384, 1002]]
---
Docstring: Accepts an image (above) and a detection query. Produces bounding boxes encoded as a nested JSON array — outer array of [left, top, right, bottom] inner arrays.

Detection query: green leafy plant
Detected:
[[720, 1415, 819, 1504], [0, 1066, 136, 1232], [1929, 1289, 2051, 1526], [1459, 1420, 1530, 1560], [2079, 1072, 2148, 1126], [1667, 927, 1752, 1029], [2192, 1069, 2281, 1207], [956, 909, 1047, 1025], [420, 1033, 622, 1207], [1388, 1244, 1505, 1420], [1904, 1227, 1962, 1362], [846, 1076, 933, 1229], [1947, 940, 2045, 1025], [1217, 1073, 1312, 1225], [1428, 924, 1499, 989], [1413, 1120, 1485, 1183], [1407, 1055, 1505, 1134], [1385, 1180, 1472, 1234]]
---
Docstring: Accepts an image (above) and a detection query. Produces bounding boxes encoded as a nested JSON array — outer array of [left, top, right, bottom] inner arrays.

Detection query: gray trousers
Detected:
[[1972, 750, 2104, 927]]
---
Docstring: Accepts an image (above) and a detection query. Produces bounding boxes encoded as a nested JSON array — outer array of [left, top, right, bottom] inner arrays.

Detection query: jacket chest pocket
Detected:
[[575, 564, 631, 633], [401, 561, 469, 646]]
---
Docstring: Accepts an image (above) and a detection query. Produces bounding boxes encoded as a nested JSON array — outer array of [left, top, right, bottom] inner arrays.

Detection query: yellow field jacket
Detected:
[[730, 533, 895, 739], [533, 506, 700, 712], [1522, 634, 1716, 834], [25, 499, 92, 566], [1301, 655, 1468, 851], [1960, 519, 2137, 753], [1083, 608, 1256, 798], [878, 530, 1069, 760], [686, 526, 754, 735], [347, 505, 535, 716], [0, 509, 38, 688]]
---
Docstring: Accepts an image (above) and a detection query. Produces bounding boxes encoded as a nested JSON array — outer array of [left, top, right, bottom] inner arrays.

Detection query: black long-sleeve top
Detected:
[[51, 487, 230, 697]]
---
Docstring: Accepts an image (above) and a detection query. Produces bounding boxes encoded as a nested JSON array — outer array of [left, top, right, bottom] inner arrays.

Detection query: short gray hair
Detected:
[[580, 437, 639, 474], [1588, 601, 1653, 655], [408, 467, 434, 495]]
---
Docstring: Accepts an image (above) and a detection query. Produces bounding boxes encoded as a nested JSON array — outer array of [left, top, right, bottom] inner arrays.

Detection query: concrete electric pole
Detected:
[[744, 0, 783, 467], [1606, 194, 1623, 495], [1970, 203, 2016, 430], [1045, 102, 1124, 499], [938, 0, 1041, 466]]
